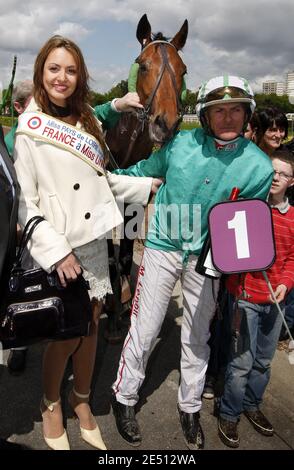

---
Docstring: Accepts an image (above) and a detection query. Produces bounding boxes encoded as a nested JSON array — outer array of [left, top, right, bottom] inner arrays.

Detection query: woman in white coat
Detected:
[[13, 35, 160, 451]]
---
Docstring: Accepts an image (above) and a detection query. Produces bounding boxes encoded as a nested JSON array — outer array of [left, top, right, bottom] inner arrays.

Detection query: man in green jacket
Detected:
[[111, 75, 274, 450]]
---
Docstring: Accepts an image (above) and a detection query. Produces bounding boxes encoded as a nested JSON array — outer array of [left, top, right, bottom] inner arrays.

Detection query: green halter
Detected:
[[128, 63, 140, 93]]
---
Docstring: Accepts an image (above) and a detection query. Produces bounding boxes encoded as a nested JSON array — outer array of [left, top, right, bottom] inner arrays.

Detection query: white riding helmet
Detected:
[[196, 75, 256, 134]]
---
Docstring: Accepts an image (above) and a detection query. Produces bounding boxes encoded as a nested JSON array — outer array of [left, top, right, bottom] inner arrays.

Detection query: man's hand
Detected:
[[269, 284, 287, 303], [113, 92, 143, 112], [151, 178, 164, 194], [55, 253, 81, 288]]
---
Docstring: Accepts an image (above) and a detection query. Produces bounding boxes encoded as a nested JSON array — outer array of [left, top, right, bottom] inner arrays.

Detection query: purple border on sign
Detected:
[[209, 199, 276, 274]]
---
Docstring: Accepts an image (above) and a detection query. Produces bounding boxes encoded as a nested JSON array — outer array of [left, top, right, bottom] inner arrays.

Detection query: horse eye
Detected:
[[139, 63, 148, 73]]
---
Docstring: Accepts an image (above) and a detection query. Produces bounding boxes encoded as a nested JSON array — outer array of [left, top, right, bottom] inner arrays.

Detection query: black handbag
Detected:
[[0, 216, 92, 349]]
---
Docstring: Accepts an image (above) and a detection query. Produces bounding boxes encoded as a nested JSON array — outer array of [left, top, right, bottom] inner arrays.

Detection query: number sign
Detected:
[[208, 199, 275, 274]]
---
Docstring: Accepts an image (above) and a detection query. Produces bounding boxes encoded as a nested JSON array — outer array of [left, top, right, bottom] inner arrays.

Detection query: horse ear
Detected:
[[136, 13, 152, 47], [170, 19, 188, 50]]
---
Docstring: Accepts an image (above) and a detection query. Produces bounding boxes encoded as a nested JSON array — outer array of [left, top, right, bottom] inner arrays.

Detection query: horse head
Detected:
[[135, 14, 188, 144]]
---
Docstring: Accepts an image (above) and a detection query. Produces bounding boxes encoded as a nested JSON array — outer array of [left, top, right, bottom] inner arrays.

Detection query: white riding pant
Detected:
[[112, 247, 219, 413]]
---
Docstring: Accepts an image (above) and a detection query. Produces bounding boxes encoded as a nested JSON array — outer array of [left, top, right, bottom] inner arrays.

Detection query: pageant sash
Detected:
[[16, 111, 105, 175]]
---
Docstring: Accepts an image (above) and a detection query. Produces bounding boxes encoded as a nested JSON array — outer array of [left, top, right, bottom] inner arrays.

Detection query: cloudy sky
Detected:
[[0, 0, 293, 94]]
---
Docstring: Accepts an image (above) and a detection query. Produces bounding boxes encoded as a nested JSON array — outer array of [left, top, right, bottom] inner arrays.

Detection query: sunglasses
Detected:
[[200, 87, 253, 104]]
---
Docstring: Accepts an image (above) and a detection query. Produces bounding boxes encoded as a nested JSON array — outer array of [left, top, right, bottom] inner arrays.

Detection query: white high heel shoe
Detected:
[[41, 396, 70, 451], [70, 389, 107, 450]]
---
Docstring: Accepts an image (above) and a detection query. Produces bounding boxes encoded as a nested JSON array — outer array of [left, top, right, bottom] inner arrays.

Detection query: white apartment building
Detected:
[[276, 82, 286, 96], [286, 71, 294, 97], [262, 81, 277, 94], [262, 71, 294, 99], [262, 79, 286, 96]]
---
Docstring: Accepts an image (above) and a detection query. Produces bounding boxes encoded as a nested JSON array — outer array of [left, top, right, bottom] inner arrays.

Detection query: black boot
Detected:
[[111, 392, 142, 446], [244, 409, 274, 436], [178, 405, 205, 450], [218, 417, 240, 448]]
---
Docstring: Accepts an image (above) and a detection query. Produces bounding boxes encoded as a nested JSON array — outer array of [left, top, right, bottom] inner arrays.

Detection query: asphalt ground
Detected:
[[0, 243, 293, 465]]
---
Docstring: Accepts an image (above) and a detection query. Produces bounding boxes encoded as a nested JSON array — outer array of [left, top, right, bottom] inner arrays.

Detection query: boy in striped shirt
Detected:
[[219, 148, 294, 448]]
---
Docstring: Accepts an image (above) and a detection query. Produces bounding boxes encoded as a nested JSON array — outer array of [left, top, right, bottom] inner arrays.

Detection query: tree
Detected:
[[90, 79, 129, 107], [255, 93, 294, 113], [104, 80, 128, 102], [183, 89, 198, 113], [0, 87, 12, 115], [89, 91, 108, 107]]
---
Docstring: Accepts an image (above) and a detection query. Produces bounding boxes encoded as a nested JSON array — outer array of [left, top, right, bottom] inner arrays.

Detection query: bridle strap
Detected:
[[139, 39, 177, 52], [119, 120, 142, 169], [121, 41, 183, 168], [141, 42, 182, 115], [159, 43, 182, 113]]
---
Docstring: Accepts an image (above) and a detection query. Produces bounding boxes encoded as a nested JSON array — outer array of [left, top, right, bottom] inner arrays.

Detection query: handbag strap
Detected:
[[14, 216, 45, 267]]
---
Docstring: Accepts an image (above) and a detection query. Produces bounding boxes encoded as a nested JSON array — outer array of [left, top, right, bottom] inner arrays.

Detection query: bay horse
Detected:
[[104, 14, 188, 341], [106, 14, 188, 165]]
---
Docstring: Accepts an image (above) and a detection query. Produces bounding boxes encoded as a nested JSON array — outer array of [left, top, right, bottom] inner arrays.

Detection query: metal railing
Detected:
[[182, 114, 199, 123]]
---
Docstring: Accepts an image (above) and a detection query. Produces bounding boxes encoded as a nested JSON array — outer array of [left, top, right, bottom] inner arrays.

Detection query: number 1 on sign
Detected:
[[228, 210, 250, 259]]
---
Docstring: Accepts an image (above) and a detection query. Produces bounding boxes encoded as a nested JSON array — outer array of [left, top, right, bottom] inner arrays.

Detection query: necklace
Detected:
[[49, 101, 71, 118]]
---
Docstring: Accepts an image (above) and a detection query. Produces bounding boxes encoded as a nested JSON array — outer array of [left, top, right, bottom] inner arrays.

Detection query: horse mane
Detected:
[[152, 32, 170, 42]]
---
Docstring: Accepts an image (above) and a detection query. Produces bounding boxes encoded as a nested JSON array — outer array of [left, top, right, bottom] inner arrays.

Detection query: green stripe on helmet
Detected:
[[235, 75, 250, 94], [242, 78, 251, 93], [223, 75, 229, 87], [199, 80, 208, 99]]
